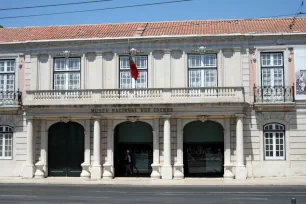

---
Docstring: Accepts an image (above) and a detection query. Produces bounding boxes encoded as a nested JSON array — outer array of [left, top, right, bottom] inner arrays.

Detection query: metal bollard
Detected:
[[291, 198, 296, 204]]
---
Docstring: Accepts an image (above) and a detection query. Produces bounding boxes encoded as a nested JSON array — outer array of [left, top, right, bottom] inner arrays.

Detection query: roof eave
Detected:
[[0, 32, 306, 45]]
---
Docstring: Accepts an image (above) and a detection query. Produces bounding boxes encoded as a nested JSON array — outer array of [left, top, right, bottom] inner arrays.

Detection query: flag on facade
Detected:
[[129, 54, 138, 80]]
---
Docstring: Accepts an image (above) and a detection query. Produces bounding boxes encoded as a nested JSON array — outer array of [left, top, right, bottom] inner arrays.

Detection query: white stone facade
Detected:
[[0, 32, 306, 179]]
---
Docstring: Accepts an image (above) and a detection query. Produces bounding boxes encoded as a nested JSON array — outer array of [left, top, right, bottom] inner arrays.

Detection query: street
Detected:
[[0, 184, 305, 204]]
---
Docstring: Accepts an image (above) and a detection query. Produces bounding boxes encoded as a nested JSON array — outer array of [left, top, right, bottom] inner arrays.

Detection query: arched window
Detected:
[[263, 123, 285, 160], [0, 126, 13, 159]]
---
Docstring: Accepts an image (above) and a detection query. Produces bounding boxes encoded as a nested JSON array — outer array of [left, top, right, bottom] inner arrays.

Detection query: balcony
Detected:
[[253, 86, 295, 110], [0, 91, 22, 108], [24, 87, 245, 106]]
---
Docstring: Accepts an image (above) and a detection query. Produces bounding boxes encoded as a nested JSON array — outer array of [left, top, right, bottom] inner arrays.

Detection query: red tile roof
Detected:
[[0, 17, 306, 43]]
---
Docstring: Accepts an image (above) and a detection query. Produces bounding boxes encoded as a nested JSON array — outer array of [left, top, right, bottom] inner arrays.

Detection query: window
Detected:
[[0, 126, 13, 159], [54, 58, 81, 90], [0, 60, 15, 92], [264, 123, 285, 160], [119, 56, 148, 89], [188, 54, 217, 87], [261, 53, 284, 87]]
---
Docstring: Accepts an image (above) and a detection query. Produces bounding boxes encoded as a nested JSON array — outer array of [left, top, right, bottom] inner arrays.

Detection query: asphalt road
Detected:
[[0, 184, 305, 204]]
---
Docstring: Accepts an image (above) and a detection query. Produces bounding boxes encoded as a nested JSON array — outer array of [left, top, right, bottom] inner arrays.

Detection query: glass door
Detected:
[[184, 143, 224, 177]]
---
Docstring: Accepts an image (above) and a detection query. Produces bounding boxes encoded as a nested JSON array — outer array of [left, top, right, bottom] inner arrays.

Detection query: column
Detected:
[[174, 119, 184, 179], [235, 114, 247, 179], [81, 120, 91, 178], [162, 115, 173, 179], [103, 119, 113, 179], [151, 118, 161, 179], [23, 117, 35, 178], [91, 118, 102, 179]]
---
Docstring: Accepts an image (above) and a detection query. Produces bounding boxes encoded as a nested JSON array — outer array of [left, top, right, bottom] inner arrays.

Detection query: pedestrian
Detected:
[[124, 150, 132, 176]]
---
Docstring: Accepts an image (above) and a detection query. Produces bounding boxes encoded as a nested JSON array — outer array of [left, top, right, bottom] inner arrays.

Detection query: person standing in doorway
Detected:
[[124, 150, 132, 176]]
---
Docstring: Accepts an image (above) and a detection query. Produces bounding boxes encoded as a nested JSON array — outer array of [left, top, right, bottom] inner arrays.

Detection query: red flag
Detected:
[[129, 55, 139, 80]]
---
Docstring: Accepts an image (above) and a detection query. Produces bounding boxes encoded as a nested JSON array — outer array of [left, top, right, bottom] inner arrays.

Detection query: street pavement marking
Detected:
[[160, 192, 306, 194], [0, 194, 37, 197], [69, 195, 108, 199], [92, 190, 127, 193], [226, 197, 268, 200]]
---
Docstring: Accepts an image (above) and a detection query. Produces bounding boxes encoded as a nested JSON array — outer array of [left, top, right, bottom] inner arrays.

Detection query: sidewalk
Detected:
[[0, 176, 306, 186]]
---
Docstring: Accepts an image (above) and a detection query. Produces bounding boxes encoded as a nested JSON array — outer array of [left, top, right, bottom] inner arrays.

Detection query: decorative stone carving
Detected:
[[193, 46, 206, 54], [103, 163, 113, 179], [122, 48, 144, 55], [223, 164, 234, 179], [173, 164, 184, 179], [62, 50, 71, 58], [34, 161, 45, 179], [59, 117, 71, 123], [151, 164, 161, 179], [80, 163, 91, 179], [197, 115, 208, 122], [252, 53, 257, 63], [56, 50, 79, 58], [127, 116, 139, 123]]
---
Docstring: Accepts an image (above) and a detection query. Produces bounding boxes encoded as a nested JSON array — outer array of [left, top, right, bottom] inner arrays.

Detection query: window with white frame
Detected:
[[119, 56, 148, 89], [188, 54, 217, 87], [54, 58, 81, 90], [0, 60, 15, 92], [264, 123, 285, 160], [261, 53, 284, 87], [0, 126, 13, 160]]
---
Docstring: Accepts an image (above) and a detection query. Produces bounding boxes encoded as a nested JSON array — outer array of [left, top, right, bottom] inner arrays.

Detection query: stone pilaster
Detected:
[[174, 119, 184, 179], [81, 120, 91, 179], [223, 118, 234, 179], [103, 119, 113, 179], [151, 118, 161, 179], [34, 120, 47, 179], [235, 114, 247, 179], [23, 117, 35, 178]]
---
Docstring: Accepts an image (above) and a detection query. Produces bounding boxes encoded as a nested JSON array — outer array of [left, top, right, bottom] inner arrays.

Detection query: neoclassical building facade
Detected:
[[1, 17, 306, 180]]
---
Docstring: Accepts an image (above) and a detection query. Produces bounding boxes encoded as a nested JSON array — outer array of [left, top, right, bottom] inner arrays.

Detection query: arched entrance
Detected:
[[114, 121, 153, 177], [183, 120, 224, 177], [48, 122, 84, 177]]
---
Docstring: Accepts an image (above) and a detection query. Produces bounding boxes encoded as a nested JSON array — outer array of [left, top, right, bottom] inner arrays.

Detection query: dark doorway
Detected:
[[114, 121, 153, 177], [183, 120, 224, 177], [48, 122, 84, 177]]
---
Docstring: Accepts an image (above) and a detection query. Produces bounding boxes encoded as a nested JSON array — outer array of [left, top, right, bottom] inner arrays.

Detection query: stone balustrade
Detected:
[[24, 87, 245, 106]]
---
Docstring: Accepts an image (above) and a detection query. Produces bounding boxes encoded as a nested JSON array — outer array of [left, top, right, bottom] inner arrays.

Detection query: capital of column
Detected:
[[235, 114, 245, 119], [161, 115, 171, 119], [26, 116, 34, 121]]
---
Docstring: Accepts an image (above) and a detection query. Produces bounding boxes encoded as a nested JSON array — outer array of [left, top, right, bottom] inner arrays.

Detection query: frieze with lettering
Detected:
[[91, 107, 173, 113]]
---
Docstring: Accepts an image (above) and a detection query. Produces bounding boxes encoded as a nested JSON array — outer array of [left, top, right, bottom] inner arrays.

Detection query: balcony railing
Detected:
[[253, 86, 295, 103], [24, 87, 245, 106], [0, 91, 22, 107]]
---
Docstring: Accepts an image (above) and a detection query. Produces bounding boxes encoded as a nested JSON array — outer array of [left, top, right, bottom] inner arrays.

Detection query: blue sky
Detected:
[[0, 0, 304, 28]]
